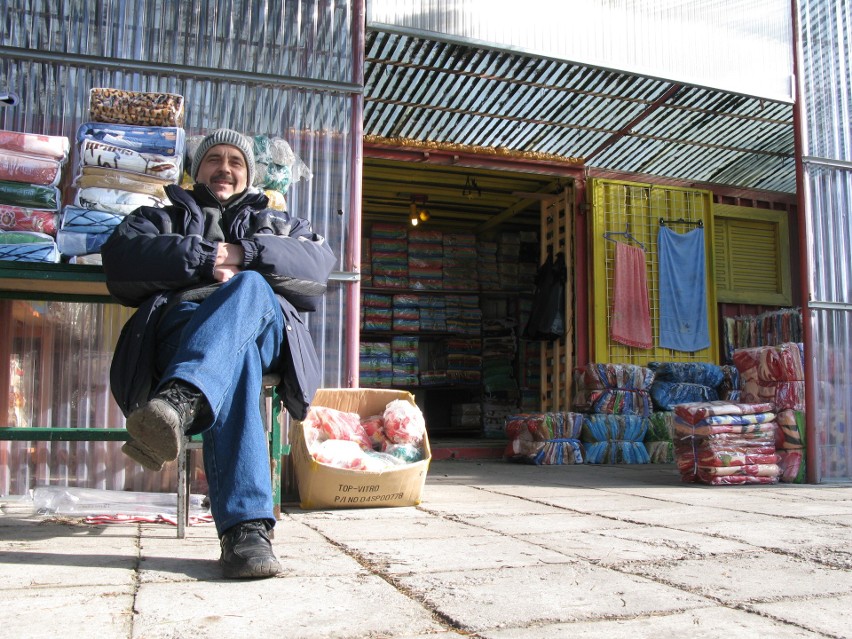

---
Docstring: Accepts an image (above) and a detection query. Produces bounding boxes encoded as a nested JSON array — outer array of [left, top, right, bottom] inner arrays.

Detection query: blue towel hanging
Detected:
[[657, 226, 710, 352]]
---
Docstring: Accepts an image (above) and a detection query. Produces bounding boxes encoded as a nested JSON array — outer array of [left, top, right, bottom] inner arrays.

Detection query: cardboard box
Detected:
[[290, 388, 431, 509]]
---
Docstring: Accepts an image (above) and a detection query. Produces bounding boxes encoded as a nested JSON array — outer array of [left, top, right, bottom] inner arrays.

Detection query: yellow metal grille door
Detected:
[[589, 178, 718, 365]]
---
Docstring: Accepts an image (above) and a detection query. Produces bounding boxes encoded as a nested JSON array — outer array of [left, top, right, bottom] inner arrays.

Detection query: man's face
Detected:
[[195, 144, 248, 202]]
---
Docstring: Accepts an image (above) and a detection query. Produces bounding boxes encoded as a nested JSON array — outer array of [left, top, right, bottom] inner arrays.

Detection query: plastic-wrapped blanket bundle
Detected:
[[57, 89, 187, 260], [0, 130, 70, 259], [573, 363, 655, 416], [0, 230, 60, 262], [674, 400, 780, 485], [581, 414, 650, 464], [648, 361, 724, 411], [775, 409, 806, 483], [646, 412, 675, 463], [56, 207, 124, 257], [733, 342, 805, 411], [504, 412, 584, 465]]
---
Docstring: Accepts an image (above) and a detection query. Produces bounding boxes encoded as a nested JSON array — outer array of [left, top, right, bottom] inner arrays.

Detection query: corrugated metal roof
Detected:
[[363, 30, 795, 194]]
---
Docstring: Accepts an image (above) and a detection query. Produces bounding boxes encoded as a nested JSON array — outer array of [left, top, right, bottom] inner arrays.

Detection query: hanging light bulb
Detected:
[[410, 202, 419, 226]]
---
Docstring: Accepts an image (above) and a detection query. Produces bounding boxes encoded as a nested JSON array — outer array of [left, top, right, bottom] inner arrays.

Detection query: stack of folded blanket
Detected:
[[504, 412, 584, 465], [733, 342, 805, 411], [61, 88, 186, 262], [573, 363, 654, 416], [0, 129, 71, 262], [645, 411, 675, 463], [733, 342, 806, 483], [648, 361, 724, 411], [581, 414, 650, 464], [674, 400, 780, 485]]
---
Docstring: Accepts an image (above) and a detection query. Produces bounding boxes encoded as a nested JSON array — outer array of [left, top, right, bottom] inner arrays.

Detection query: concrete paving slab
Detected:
[[395, 562, 710, 633], [443, 511, 635, 536], [0, 518, 139, 588], [530, 525, 756, 567], [751, 593, 852, 637], [339, 532, 575, 575], [672, 516, 852, 553], [132, 573, 444, 639], [292, 508, 495, 541], [0, 585, 134, 639], [620, 550, 852, 604], [479, 605, 829, 639], [140, 527, 372, 582]]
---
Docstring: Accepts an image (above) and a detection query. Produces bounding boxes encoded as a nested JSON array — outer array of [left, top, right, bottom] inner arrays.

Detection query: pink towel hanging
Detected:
[[611, 241, 653, 349]]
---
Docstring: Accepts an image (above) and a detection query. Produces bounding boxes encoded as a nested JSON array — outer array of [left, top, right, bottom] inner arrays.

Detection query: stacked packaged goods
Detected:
[[648, 361, 724, 410], [504, 412, 584, 465], [408, 229, 443, 290], [391, 336, 419, 387], [443, 232, 478, 290], [573, 363, 654, 417], [63, 89, 186, 262], [645, 411, 675, 463], [673, 400, 780, 485], [417, 295, 446, 332], [733, 342, 805, 482], [582, 414, 650, 463], [497, 232, 520, 290], [361, 292, 392, 331], [573, 363, 653, 464], [392, 294, 419, 332], [369, 223, 408, 288], [359, 341, 393, 388], [477, 238, 500, 290], [0, 129, 70, 262]]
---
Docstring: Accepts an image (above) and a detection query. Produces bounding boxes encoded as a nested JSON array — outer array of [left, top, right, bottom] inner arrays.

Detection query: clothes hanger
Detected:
[[603, 221, 646, 250]]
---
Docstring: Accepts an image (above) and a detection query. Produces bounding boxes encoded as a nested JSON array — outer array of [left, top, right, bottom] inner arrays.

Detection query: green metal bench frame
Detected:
[[0, 261, 286, 537]]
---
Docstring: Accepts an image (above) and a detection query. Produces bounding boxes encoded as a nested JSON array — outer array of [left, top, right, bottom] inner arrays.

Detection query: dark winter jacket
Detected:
[[101, 184, 337, 420]]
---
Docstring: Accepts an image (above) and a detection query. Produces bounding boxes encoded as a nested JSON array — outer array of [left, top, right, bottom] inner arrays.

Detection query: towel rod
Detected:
[[659, 217, 703, 228]]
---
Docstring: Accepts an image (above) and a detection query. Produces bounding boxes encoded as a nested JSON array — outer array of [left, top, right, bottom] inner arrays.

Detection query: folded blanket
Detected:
[[582, 362, 655, 391], [583, 414, 649, 442], [57, 229, 114, 256], [588, 389, 653, 416], [674, 400, 776, 424], [651, 381, 719, 410], [0, 230, 59, 262], [733, 342, 804, 383], [674, 416, 777, 438], [0, 150, 62, 186], [505, 412, 584, 440], [0, 129, 69, 160], [74, 187, 166, 215], [0, 205, 59, 235], [88, 88, 185, 127], [647, 411, 675, 441], [76, 122, 185, 157], [0, 180, 61, 209], [584, 440, 649, 464], [79, 139, 182, 182], [75, 166, 170, 198], [775, 409, 806, 449], [61, 206, 124, 234], [777, 450, 806, 483], [645, 440, 674, 463], [649, 361, 724, 386]]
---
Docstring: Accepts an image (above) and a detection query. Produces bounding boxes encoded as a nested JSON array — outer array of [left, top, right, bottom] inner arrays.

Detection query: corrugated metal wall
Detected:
[[0, 0, 358, 494], [798, 0, 852, 482], [368, 0, 793, 102]]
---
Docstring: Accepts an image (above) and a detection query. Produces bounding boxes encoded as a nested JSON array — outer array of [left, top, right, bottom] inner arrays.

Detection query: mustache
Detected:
[[209, 171, 235, 184]]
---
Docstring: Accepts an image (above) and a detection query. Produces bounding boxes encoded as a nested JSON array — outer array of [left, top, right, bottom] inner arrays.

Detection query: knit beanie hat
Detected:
[[191, 128, 256, 188]]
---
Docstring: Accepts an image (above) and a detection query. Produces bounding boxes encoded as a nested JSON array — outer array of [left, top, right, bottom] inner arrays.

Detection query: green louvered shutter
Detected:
[[713, 204, 792, 305]]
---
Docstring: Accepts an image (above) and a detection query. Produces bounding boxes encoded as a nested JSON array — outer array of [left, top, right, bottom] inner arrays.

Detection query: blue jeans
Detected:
[[154, 271, 284, 535]]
